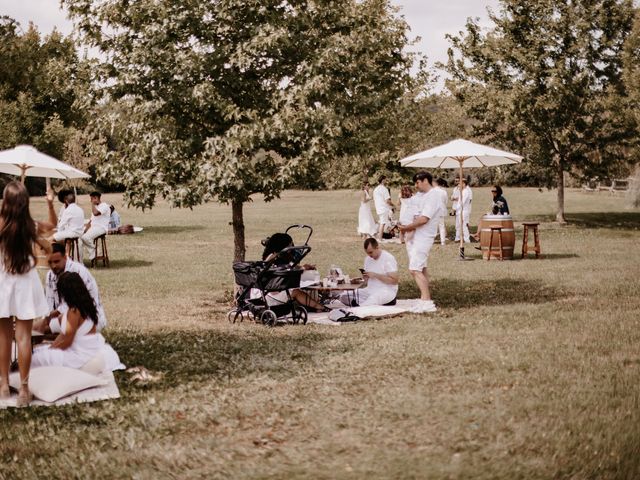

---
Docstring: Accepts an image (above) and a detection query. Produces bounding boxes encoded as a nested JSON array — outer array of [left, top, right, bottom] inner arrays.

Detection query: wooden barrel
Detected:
[[479, 215, 515, 260]]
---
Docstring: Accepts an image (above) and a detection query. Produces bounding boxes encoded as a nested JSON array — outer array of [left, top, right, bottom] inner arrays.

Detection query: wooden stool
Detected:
[[487, 226, 504, 261], [91, 234, 110, 267], [65, 237, 81, 262], [522, 222, 541, 258]]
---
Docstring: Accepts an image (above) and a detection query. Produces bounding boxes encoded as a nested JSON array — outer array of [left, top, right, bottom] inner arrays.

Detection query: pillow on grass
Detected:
[[9, 366, 107, 403]]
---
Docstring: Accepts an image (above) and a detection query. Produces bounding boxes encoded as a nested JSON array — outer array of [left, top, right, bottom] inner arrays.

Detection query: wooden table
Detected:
[[304, 283, 362, 306]]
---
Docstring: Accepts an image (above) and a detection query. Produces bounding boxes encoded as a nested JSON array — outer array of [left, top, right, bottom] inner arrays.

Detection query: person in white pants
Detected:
[[433, 178, 449, 245], [373, 175, 394, 239], [81, 191, 110, 262], [46, 189, 85, 247], [451, 177, 473, 243]]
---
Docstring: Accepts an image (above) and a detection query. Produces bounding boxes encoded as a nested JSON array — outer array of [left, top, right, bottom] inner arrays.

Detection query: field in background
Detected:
[[1, 187, 639, 479]]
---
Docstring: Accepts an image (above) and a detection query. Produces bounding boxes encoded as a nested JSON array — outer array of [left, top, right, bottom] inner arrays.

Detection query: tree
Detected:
[[64, 0, 420, 260], [0, 17, 97, 192], [445, 0, 637, 222]]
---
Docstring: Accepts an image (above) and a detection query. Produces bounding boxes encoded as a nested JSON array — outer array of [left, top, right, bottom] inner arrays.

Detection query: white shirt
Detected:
[[373, 184, 391, 215], [45, 258, 107, 331], [399, 197, 418, 225], [364, 250, 398, 299], [57, 203, 85, 236], [90, 202, 111, 231], [414, 189, 444, 242], [452, 186, 473, 214], [433, 186, 448, 215]]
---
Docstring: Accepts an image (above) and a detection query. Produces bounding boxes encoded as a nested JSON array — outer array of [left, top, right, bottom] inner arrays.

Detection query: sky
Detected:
[[0, 0, 502, 89]]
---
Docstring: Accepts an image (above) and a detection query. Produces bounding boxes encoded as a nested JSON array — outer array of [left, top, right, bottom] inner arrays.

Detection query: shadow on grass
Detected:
[[399, 278, 565, 310], [465, 253, 580, 261], [93, 259, 153, 269], [565, 212, 640, 230], [142, 225, 206, 234], [108, 328, 337, 390]]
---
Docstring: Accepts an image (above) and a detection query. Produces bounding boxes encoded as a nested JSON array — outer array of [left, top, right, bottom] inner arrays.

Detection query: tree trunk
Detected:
[[231, 199, 246, 261], [555, 160, 566, 223]]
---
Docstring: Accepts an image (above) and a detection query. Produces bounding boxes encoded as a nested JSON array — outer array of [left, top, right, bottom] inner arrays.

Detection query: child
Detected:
[[398, 185, 416, 244]]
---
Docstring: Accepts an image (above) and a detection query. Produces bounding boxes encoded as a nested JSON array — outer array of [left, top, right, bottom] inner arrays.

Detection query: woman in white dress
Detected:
[[0, 181, 51, 407], [32, 271, 123, 372], [357, 182, 377, 238]]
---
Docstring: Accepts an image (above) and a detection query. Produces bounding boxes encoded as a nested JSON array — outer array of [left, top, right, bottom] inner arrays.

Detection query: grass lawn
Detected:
[[2, 187, 640, 479]]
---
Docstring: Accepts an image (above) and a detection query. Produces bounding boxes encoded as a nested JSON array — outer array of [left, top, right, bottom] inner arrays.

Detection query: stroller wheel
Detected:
[[293, 305, 308, 325], [260, 309, 277, 327], [227, 309, 244, 324]]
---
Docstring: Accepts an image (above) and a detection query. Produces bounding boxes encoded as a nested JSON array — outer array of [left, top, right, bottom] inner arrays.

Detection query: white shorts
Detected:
[[408, 238, 434, 271]]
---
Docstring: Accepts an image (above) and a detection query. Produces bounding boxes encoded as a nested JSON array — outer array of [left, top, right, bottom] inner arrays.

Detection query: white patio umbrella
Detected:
[[399, 139, 523, 259], [0, 145, 90, 183]]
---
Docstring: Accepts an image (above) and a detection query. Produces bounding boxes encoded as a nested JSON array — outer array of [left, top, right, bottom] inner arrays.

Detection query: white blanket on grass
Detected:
[[307, 302, 422, 325], [0, 370, 120, 408]]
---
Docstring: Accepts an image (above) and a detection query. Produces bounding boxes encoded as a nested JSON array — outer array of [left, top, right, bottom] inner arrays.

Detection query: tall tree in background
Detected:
[[0, 17, 93, 171], [446, 0, 637, 222], [64, 0, 420, 260]]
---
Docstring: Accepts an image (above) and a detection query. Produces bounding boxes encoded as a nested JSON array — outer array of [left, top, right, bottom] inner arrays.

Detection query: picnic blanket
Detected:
[[0, 370, 120, 409], [307, 299, 424, 325]]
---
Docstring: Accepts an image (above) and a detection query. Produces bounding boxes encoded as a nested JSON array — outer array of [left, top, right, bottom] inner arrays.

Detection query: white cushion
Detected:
[[9, 366, 108, 403], [80, 353, 106, 376]]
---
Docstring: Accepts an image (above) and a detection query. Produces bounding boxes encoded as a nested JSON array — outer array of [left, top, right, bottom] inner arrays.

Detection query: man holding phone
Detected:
[[342, 237, 398, 307]]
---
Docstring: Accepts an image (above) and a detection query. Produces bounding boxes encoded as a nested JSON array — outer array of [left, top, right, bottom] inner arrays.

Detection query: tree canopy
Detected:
[[64, 0, 422, 259], [446, 0, 638, 222]]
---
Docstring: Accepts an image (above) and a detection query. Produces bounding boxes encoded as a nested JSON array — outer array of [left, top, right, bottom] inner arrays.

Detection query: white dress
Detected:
[[32, 313, 124, 371], [0, 255, 48, 320], [357, 190, 377, 236]]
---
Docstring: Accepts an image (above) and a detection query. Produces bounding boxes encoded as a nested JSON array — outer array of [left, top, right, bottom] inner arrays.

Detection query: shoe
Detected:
[[409, 300, 438, 314]]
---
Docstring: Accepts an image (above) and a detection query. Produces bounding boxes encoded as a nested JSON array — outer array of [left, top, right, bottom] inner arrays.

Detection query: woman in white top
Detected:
[[32, 271, 123, 372], [398, 185, 416, 244], [0, 181, 51, 407], [357, 182, 377, 238]]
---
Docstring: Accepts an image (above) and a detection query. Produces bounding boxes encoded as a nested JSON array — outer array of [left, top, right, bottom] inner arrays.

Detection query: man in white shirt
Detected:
[[434, 178, 449, 245], [82, 191, 111, 261], [36, 242, 107, 333], [46, 189, 85, 244], [451, 176, 473, 243], [398, 171, 444, 313], [342, 237, 398, 307], [373, 175, 394, 239]]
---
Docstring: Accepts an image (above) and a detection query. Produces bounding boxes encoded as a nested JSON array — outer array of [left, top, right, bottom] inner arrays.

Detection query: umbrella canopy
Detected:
[[0, 145, 90, 182], [399, 138, 523, 168], [399, 139, 523, 259]]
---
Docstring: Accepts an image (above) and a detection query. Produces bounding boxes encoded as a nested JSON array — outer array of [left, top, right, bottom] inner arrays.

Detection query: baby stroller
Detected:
[[228, 225, 313, 327]]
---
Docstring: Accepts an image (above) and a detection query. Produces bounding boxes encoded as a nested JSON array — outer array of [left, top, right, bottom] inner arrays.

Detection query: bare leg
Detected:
[[14, 319, 33, 406], [410, 268, 431, 301], [0, 318, 11, 398], [291, 290, 324, 311]]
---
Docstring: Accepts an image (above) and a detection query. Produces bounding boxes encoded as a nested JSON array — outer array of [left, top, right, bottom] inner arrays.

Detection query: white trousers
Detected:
[[438, 216, 446, 245], [81, 226, 107, 260], [454, 212, 471, 243]]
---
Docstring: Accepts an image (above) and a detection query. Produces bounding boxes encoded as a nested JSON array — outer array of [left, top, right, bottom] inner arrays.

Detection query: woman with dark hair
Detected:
[[490, 185, 509, 215], [31, 272, 123, 372], [0, 181, 51, 406]]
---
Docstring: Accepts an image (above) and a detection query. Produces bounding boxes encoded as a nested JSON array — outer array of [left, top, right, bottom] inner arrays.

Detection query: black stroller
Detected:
[[228, 225, 313, 327]]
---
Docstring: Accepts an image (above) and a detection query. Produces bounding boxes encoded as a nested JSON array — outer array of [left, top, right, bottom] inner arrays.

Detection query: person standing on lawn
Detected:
[[433, 178, 449, 245], [0, 181, 51, 407], [451, 176, 473, 243], [398, 171, 444, 313], [373, 175, 394, 239]]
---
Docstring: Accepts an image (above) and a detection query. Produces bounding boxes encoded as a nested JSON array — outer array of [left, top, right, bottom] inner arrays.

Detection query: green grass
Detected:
[[1, 187, 639, 479]]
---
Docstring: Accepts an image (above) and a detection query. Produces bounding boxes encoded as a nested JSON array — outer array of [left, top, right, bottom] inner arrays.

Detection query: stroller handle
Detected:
[[285, 224, 313, 245]]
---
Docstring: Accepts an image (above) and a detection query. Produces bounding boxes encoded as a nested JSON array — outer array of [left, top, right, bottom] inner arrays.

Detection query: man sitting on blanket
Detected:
[[34, 242, 107, 334], [341, 237, 398, 307]]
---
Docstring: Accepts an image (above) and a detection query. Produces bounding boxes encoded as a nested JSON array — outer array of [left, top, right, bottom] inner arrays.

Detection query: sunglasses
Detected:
[[491, 190, 497, 193]]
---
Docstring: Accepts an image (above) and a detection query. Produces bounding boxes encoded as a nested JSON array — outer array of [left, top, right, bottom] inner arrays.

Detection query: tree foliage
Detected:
[[64, 0, 421, 259], [446, 0, 638, 222]]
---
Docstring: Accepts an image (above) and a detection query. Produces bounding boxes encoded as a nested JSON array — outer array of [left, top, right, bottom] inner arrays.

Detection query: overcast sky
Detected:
[[0, 0, 502, 88]]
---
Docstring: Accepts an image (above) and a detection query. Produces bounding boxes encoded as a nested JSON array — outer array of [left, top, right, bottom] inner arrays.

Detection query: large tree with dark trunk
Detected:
[[64, 0, 420, 259], [445, 0, 637, 222]]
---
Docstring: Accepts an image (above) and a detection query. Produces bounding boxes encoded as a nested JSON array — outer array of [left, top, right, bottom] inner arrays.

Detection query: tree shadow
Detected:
[[107, 328, 338, 391], [464, 252, 580, 261], [399, 278, 565, 310], [96, 259, 154, 269], [143, 225, 206, 234], [565, 212, 640, 230]]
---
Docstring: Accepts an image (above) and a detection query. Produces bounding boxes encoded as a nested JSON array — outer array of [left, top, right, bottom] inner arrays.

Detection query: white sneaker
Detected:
[[409, 300, 437, 314]]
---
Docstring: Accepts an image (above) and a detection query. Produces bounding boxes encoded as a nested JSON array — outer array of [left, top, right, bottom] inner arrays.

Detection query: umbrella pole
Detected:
[[458, 161, 465, 260], [20, 165, 26, 184]]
